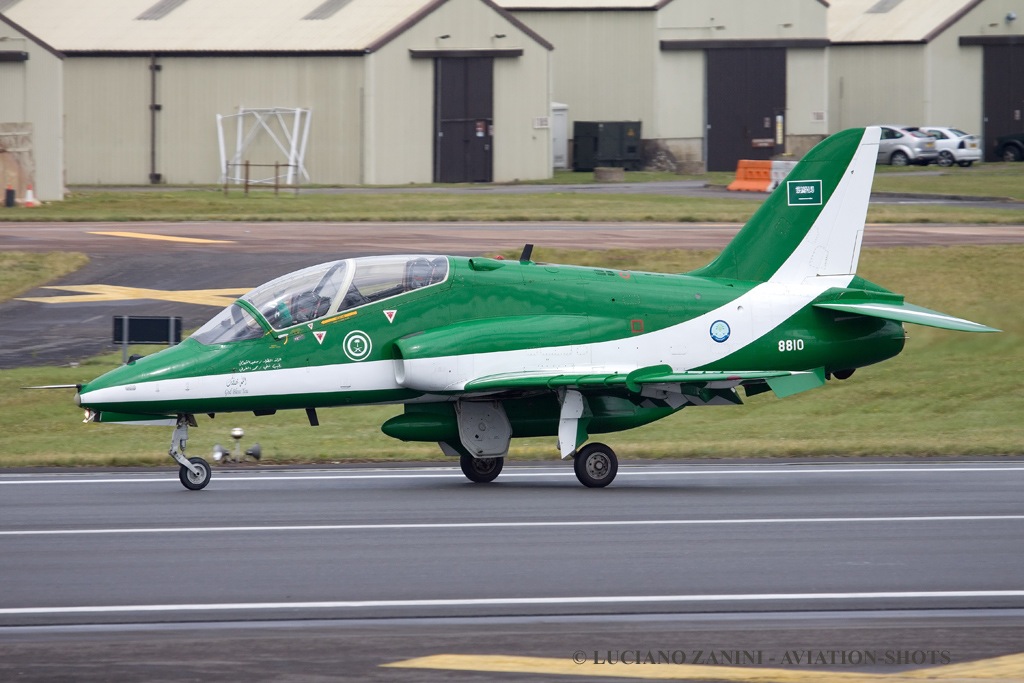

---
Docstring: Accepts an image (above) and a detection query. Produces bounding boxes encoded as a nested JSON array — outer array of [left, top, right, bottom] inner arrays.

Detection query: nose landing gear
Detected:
[[168, 414, 212, 491]]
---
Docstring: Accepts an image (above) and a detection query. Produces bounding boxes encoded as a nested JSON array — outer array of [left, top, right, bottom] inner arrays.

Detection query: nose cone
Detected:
[[76, 338, 220, 414]]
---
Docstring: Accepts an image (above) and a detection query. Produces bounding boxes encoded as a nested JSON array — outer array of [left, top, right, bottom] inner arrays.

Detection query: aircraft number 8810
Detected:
[[778, 339, 805, 352]]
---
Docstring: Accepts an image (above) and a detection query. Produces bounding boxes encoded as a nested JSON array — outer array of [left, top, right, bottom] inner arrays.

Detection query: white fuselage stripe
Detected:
[[80, 278, 840, 404]]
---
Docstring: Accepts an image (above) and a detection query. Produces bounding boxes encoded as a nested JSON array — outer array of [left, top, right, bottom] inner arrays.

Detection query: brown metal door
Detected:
[[981, 44, 1024, 161], [435, 57, 494, 183], [706, 48, 786, 172]]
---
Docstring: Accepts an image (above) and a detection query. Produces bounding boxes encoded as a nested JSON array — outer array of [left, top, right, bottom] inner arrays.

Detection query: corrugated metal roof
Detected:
[[828, 0, 982, 43], [2, 0, 486, 53]]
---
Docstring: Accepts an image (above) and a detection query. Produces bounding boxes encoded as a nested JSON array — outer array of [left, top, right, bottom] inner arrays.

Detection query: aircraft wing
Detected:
[[464, 366, 826, 399], [813, 301, 999, 333]]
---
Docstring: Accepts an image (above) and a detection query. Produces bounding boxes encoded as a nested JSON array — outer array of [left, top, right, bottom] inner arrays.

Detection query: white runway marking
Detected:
[[3, 515, 1023, 537], [2, 464, 1024, 486], [4, 591, 1024, 617]]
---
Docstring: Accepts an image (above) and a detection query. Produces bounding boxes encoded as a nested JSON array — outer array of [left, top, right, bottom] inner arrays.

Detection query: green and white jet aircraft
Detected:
[[73, 127, 998, 490]]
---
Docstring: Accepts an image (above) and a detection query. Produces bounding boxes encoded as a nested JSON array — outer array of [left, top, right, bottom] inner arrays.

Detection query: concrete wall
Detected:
[[59, 0, 552, 186]]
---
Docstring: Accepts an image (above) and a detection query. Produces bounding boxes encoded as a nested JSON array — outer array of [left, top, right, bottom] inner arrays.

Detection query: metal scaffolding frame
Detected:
[[216, 107, 312, 186]]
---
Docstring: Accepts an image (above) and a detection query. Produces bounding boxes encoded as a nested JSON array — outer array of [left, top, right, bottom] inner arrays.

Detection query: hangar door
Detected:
[[705, 48, 786, 172], [981, 44, 1024, 162], [434, 57, 493, 183]]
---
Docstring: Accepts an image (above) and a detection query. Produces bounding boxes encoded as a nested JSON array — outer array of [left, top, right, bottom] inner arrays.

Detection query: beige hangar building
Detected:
[[500, 0, 1023, 170], [1, 0, 554, 196], [498, 0, 832, 171], [828, 0, 1024, 162], [4, 0, 1023, 197]]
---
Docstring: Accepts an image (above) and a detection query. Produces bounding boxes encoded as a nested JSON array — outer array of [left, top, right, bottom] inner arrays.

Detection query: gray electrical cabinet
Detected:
[[572, 121, 643, 171]]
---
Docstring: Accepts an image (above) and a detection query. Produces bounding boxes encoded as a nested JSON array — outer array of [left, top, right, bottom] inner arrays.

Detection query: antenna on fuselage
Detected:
[[519, 244, 534, 263]]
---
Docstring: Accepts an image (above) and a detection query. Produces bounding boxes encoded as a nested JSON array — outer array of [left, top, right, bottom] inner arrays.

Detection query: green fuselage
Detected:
[[77, 256, 906, 441]]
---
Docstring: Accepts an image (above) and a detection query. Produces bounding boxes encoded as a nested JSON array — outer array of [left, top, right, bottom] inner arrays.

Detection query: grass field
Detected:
[[0, 162, 1020, 224], [0, 252, 89, 300], [2, 245, 1021, 467]]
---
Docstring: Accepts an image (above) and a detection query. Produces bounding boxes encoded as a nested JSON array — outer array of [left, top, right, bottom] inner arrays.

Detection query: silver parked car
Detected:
[[913, 126, 982, 167], [876, 125, 939, 166]]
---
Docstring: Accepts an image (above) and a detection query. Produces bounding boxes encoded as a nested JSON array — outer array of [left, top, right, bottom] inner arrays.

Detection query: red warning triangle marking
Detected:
[[384, 310, 397, 323], [313, 331, 326, 345]]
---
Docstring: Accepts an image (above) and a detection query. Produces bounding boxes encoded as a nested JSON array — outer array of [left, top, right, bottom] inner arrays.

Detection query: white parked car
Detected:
[[913, 127, 982, 167]]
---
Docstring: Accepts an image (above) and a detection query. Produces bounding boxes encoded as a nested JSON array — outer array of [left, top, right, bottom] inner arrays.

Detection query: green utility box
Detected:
[[572, 121, 643, 171]]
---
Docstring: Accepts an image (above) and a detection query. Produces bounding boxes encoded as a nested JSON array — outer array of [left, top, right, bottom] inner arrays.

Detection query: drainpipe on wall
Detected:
[[149, 54, 162, 184]]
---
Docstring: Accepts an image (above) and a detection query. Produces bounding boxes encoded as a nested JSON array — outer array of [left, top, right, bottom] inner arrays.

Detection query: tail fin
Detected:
[[690, 127, 880, 285]]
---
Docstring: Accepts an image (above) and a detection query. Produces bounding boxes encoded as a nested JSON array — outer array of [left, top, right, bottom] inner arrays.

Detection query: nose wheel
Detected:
[[179, 457, 212, 490], [167, 414, 211, 490], [573, 442, 618, 488]]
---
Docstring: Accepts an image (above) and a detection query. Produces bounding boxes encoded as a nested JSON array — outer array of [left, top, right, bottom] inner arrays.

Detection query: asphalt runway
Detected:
[[2, 462, 1024, 681], [2, 219, 1024, 680]]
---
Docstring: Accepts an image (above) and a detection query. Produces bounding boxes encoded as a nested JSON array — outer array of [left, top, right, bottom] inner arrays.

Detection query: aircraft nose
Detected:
[[74, 391, 82, 407]]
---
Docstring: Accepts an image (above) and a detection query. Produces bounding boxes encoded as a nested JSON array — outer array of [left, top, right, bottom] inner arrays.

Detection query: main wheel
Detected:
[[573, 443, 618, 488], [179, 456, 211, 491], [937, 151, 954, 167], [460, 454, 503, 483], [1001, 146, 1022, 162]]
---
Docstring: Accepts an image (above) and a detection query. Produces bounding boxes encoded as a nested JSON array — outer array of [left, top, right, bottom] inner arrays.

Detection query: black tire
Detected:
[[573, 443, 618, 488], [890, 150, 909, 167], [937, 151, 954, 167], [460, 454, 503, 483], [1000, 145, 1023, 163], [179, 457, 211, 491]]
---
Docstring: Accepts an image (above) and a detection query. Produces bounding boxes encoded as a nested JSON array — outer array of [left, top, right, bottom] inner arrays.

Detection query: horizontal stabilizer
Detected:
[[814, 301, 999, 333]]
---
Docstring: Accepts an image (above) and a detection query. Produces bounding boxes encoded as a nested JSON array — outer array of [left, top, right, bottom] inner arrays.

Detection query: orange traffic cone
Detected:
[[23, 185, 39, 208]]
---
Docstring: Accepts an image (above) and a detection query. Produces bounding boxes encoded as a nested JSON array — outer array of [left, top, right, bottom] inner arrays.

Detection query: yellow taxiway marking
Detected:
[[18, 285, 247, 307], [383, 652, 1024, 682], [89, 231, 234, 244]]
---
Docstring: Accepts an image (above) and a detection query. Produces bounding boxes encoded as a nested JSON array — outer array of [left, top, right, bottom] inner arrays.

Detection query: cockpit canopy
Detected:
[[192, 255, 448, 345]]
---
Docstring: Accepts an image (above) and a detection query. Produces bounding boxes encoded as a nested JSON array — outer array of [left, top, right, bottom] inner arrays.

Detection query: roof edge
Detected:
[[0, 12, 65, 59], [922, 0, 985, 44], [62, 50, 369, 58], [410, 47, 525, 58], [960, 34, 1024, 47], [829, 40, 927, 47], [661, 38, 830, 50], [367, 0, 554, 54]]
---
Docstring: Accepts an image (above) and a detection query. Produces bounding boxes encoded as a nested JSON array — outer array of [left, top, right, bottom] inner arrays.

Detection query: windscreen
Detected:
[[195, 256, 450, 339], [191, 303, 265, 345]]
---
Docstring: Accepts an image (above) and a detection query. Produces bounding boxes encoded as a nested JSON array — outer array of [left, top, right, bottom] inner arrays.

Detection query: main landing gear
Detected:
[[457, 443, 620, 488], [168, 414, 211, 491], [573, 442, 618, 488], [460, 454, 504, 483]]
